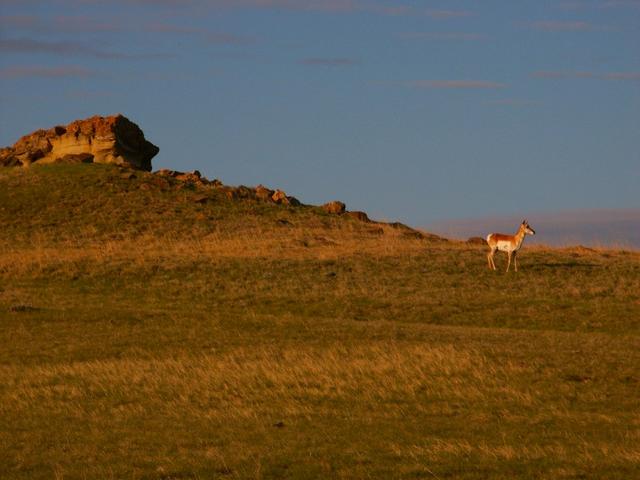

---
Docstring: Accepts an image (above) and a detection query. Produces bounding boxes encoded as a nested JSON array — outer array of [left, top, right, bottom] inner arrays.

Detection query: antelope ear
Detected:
[[522, 219, 526, 224]]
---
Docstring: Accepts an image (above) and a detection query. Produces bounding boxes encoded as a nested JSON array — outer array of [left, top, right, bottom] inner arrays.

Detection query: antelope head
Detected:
[[522, 219, 536, 235]]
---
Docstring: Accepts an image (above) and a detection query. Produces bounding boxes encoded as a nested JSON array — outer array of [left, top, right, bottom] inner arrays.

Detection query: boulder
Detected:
[[322, 201, 346, 215], [0, 114, 159, 171], [155, 169, 176, 177], [234, 186, 254, 199], [155, 169, 210, 187], [255, 184, 275, 202], [271, 189, 288, 204], [174, 171, 203, 184], [287, 196, 301, 206]]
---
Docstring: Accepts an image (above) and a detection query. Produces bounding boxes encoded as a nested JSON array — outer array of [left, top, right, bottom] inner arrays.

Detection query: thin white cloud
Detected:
[[530, 19, 617, 31], [300, 57, 360, 66], [556, 0, 640, 9], [0, 14, 125, 33], [556, 1, 588, 9], [0, 15, 39, 28], [0, 14, 254, 46], [533, 70, 640, 80], [0, 38, 173, 59], [52, 15, 123, 32], [532, 20, 594, 31], [53, 0, 473, 18], [602, 72, 640, 80], [206, 32, 256, 45], [600, 0, 640, 8], [126, 0, 362, 13], [143, 22, 202, 34], [407, 80, 507, 89], [243, 0, 360, 12], [400, 32, 487, 41], [425, 9, 473, 19], [533, 70, 595, 78], [0, 65, 94, 78], [0, 38, 121, 58], [485, 98, 539, 106], [142, 22, 255, 44]]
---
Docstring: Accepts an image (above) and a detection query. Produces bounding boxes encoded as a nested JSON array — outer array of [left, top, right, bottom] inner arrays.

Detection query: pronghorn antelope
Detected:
[[486, 220, 536, 272]]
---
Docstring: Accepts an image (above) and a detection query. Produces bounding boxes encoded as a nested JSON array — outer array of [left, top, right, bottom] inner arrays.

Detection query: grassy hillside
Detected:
[[1, 164, 639, 479]]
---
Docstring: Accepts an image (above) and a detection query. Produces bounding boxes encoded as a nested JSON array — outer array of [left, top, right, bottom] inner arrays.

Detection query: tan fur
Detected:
[[487, 220, 536, 272]]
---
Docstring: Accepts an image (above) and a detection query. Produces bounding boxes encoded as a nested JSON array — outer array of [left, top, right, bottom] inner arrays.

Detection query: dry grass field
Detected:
[[1, 164, 639, 479]]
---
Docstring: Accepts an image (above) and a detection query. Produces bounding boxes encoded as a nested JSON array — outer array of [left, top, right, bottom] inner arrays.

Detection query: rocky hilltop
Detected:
[[1, 114, 443, 241], [0, 114, 159, 171]]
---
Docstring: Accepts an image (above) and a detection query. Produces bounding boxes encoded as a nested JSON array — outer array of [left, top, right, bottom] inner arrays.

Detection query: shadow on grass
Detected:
[[533, 263, 600, 269]]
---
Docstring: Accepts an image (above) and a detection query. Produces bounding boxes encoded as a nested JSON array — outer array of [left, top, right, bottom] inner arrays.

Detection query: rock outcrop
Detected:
[[2, 115, 446, 242], [255, 185, 274, 202], [322, 201, 346, 215], [345, 211, 371, 222], [156, 169, 207, 185], [0, 114, 159, 171]]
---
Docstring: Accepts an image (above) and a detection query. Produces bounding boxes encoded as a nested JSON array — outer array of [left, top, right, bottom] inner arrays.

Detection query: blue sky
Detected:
[[1, 0, 639, 227]]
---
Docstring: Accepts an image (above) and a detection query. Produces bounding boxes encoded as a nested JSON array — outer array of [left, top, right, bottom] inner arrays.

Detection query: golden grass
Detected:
[[3, 338, 639, 478], [0, 225, 444, 280], [1, 164, 640, 479]]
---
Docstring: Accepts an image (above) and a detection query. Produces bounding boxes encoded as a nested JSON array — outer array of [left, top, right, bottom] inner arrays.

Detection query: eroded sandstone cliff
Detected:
[[0, 114, 159, 171]]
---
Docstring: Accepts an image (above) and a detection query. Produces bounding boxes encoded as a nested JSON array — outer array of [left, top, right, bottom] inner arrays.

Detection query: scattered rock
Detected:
[[192, 194, 209, 204], [54, 153, 95, 164], [271, 189, 288, 204], [322, 201, 346, 215], [150, 177, 170, 189], [174, 171, 202, 184], [156, 169, 208, 186], [235, 186, 254, 199], [0, 114, 159, 170], [255, 184, 274, 202], [345, 211, 371, 222], [155, 169, 175, 177], [268, 190, 300, 206], [219, 186, 237, 200]]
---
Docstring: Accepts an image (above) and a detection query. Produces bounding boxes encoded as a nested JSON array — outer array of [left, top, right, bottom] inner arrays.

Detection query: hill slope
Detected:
[[0, 163, 430, 247], [1, 164, 640, 480]]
